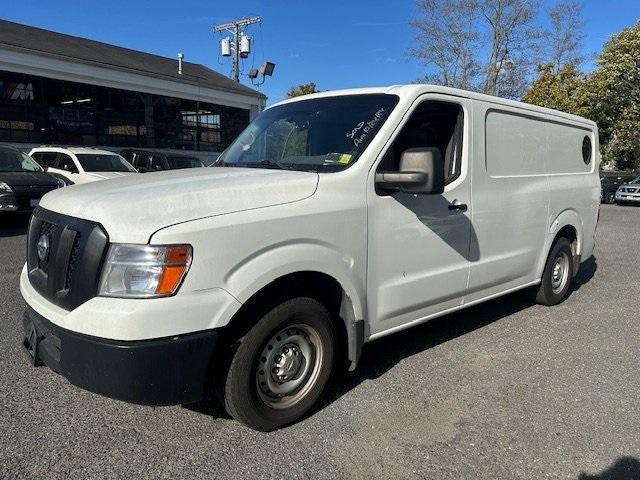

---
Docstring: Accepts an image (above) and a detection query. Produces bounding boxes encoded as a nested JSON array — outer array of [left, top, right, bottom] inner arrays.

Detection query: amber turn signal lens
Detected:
[[156, 246, 192, 296]]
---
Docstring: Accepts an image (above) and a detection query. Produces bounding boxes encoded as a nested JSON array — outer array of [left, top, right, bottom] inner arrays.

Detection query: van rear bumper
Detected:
[[22, 306, 219, 406]]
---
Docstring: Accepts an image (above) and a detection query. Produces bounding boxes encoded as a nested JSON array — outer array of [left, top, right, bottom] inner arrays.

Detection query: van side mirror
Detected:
[[375, 148, 445, 194]]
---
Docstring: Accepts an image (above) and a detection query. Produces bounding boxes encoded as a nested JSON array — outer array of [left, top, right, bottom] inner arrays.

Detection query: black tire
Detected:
[[534, 237, 574, 306], [223, 297, 336, 431], [606, 192, 615, 204]]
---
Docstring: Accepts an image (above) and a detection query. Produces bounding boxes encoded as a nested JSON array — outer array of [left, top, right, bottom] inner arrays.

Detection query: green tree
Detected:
[[522, 63, 590, 117], [286, 82, 319, 98], [524, 21, 640, 170], [589, 22, 640, 170]]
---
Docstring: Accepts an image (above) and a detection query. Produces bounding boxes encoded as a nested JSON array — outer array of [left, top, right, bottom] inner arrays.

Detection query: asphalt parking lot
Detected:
[[1, 204, 639, 479]]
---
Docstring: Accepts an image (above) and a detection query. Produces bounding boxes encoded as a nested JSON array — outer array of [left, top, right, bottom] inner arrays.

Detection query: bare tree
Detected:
[[411, 0, 540, 98], [545, 0, 586, 71], [480, 0, 538, 97], [410, 0, 481, 90]]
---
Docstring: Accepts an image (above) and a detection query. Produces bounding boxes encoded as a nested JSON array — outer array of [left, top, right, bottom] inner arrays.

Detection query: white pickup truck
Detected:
[[21, 85, 600, 431]]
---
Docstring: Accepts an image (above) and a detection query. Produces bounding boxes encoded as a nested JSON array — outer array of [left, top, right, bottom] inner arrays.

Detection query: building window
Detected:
[[0, 69, 251, 151]]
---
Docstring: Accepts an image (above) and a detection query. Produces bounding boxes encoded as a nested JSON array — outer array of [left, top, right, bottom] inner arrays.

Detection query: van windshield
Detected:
[[219, 94, 399, 172]]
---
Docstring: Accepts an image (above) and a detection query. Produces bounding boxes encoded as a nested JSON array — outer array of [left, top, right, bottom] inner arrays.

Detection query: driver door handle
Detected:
[[448, 201, 468, 212]]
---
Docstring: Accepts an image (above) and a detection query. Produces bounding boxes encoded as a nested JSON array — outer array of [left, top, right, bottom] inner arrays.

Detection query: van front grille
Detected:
[[27, 207, 109, 311]]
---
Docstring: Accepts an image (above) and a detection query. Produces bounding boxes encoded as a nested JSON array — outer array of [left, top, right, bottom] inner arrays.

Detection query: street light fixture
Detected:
[[249, 61, 276, 86]]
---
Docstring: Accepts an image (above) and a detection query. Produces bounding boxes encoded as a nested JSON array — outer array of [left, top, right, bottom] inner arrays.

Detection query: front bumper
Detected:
[[20, 264, 241, 340], [22, 306, 219, 406], [615, 193, 640, 203]]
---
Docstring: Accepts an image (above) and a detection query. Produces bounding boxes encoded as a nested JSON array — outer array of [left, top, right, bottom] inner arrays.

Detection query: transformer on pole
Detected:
[[213, 16, 261, 83]]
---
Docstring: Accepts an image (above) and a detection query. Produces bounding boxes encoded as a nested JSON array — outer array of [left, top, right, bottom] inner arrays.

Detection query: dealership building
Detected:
[[0, 19, 266, 162]]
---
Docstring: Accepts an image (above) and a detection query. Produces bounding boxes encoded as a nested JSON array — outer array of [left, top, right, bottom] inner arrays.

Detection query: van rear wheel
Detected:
[[534, 237, 574, 306], [223, 297, 336, 431]]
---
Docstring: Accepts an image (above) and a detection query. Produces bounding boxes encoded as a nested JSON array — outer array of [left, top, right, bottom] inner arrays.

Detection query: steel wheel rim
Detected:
[[255, 324, 324, 410], [551, 251, 570, 294]]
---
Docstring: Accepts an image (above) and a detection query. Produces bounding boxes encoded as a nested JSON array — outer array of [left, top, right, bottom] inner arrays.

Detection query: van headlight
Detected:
[[98, 244, 192, 298]]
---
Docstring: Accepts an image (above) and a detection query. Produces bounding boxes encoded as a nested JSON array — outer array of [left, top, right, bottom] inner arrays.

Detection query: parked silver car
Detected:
[[615, 175, 640, 205]]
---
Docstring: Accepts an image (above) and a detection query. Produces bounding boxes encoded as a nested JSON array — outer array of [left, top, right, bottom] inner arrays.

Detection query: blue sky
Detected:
[[3, 1, 640, 103]]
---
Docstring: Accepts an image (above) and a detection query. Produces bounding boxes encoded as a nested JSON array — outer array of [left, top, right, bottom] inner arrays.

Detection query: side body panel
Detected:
[[466, 104, 551, 301], [467, 102, 599, 303]]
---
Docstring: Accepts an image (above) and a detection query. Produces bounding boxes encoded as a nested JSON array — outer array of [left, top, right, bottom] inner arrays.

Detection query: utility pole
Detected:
[[213, 16, 261, 83]]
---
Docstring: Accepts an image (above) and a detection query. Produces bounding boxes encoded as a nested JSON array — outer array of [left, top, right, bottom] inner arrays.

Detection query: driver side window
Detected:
[[378, 100, 463, 186]]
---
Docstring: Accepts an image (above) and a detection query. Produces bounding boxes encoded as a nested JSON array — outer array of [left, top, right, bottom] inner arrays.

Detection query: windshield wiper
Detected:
[[234, 160, 292, 170]]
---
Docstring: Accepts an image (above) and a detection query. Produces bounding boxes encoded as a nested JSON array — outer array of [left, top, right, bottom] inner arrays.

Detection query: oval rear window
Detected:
[[582, 136, 592, 165]]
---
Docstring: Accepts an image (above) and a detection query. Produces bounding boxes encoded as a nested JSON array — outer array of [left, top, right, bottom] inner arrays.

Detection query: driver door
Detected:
[[366, 96, 473, 337]]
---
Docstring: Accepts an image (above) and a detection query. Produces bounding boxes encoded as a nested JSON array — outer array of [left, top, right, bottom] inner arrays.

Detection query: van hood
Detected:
[[40, 168, 319, 243]]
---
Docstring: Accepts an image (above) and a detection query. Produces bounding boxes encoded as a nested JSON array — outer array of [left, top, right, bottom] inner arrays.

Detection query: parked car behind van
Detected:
[[601, 174, 633, 204], [29, 147, 137, 185], [615, 175, 640, 205], [120, 149, 204, 172], [0, 145, 66, 212], [20, 85, 600, 431]]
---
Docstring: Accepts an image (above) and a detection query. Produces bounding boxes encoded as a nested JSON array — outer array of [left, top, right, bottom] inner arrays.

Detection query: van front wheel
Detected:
[[535, 238, 574, 306], [223, 297, 336, 431]]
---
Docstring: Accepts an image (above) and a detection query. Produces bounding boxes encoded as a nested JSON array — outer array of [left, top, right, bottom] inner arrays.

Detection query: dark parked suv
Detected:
[[0, 145, 65, 213], [120, 149, 204, 173]]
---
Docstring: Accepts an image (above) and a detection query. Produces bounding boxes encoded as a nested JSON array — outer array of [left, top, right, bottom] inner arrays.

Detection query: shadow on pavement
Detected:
[[0, 213, 30, 238], [572, 255, 598, 292], [579, 457, 640, 480], [187, 256, 598, 422]]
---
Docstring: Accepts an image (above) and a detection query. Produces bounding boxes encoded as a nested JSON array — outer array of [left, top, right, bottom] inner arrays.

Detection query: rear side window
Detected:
[[582, 136, 592, 165]]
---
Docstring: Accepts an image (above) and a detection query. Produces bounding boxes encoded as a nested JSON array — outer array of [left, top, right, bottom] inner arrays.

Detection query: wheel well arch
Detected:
[[555, 224, 578, 251], [224, 271, 363, 370], [540, 220, 581, 279], [535, 210, 584, 280]]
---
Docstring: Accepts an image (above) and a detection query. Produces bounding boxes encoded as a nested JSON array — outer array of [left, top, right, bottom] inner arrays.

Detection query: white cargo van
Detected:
[[20, 85, 600, 431]]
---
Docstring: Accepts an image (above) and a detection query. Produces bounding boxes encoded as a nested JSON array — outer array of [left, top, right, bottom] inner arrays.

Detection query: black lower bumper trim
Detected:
[[23, 307, 219, 406]]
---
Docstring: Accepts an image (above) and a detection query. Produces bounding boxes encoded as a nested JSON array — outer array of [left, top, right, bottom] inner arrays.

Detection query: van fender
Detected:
[[219, 240, 366, 369], [537, 209, 583, 278]]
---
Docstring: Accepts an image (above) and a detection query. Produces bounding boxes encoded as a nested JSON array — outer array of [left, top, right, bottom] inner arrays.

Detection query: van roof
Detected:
[[270, 85, 596, 128]]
